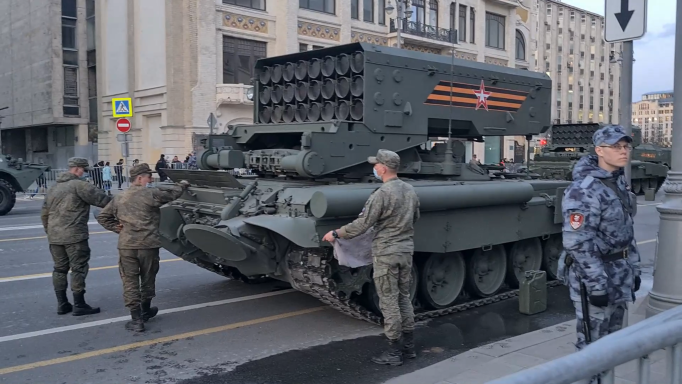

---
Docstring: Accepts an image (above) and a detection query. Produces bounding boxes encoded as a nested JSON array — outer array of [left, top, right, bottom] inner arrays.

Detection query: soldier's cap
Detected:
[[593, 125, 633, 146], [130, 163, 153, 179], [368, 149, 400, 170], [67, 157, 90, 170]]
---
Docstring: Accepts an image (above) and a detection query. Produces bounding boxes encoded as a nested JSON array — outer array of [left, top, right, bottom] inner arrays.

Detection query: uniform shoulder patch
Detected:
[[569, 213, 585, 230]]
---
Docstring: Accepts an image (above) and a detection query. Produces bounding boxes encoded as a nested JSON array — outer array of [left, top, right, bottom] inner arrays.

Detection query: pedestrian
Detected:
[[40, 157, 112, 316], [96, 163, 190, 332], [322, 149, 420, 366], [115, 159, 124, 190], [103, 161, 112, 196], [557, 125, 641, 383], [155, 154, 167, 182]]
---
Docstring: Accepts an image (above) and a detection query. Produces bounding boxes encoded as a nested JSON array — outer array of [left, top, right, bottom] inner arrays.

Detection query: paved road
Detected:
[[0, 194, 663, 384]]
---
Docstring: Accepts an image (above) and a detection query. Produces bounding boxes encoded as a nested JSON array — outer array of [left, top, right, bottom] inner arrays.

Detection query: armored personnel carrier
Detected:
[[530, 123, 668, 194], [0, 155, 50, 215], [158, 43, 570, 324]]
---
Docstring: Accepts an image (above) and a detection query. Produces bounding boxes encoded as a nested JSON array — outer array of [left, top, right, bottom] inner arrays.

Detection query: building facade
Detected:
[[0, 0, 98, 168], [632, 91, 674, 146], [537, 0, 623, 127], [95, 0, 623, 166]]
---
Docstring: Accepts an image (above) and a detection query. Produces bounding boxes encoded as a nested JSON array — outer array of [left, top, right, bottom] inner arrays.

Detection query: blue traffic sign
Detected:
[[112, 98, 133, 117]]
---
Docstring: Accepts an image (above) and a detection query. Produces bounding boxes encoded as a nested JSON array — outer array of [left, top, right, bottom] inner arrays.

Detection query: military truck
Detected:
[[0, 155, 50, 215], [157, 43, 569, 324], [530, 123, 669, 194]]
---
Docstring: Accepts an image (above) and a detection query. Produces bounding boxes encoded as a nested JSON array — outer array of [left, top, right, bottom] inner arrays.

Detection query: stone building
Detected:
[[0, 0, 98, 168], [632, 91, 674, 146], [94, 0, 623, 166]]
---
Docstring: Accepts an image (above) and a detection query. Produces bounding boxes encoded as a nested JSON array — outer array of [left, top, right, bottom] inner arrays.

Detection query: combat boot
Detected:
[[141, 299, 158, 322], [72, 291, 101, 316], [55, 290, 72, 315], [125, 308, 145, 332], [401, 332, 416, 359], [371, 338, 403, 366]]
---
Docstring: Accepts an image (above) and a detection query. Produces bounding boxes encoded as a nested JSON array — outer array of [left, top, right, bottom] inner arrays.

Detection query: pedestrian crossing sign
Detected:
[[112, 98, 133, 118]]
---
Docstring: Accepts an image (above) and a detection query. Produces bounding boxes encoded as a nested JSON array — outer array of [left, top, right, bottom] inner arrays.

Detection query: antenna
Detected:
[[444, 30, 458, 166]]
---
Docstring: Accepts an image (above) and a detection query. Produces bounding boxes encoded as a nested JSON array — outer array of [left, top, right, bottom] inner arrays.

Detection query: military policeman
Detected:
[[96, 163, 189, 332], [41, 157, 112, 316], [323, 149, 420, 366], [558, 125, 641, 364]]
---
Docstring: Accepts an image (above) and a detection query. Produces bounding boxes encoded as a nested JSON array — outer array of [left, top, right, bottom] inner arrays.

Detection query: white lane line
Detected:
[[0, 289, 295, 344], [0, 222, 99, 232], [637, 239, 657, 245], [638, 203, 662, 207]]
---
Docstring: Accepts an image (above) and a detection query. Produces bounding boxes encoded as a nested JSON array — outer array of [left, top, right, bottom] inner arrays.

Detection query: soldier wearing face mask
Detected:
[[323, 149, 421, 366], [558, 125, 641, 383]]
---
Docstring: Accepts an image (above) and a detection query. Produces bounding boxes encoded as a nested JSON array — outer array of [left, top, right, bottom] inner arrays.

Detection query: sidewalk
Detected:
[[384, 281, 663, 384]]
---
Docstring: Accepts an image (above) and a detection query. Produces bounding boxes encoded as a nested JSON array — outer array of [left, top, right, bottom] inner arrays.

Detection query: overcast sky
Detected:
[[559, 0, 676, 101]]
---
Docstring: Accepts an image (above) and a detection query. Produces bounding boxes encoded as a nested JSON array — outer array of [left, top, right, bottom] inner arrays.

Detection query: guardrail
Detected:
[[486, 304, 682, 384]]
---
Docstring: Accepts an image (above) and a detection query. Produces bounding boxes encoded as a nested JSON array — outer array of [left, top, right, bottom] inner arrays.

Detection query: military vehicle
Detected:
[[530, 123, 669, 194], [157, 43, 570, 324], [0, 155, 50, 215]]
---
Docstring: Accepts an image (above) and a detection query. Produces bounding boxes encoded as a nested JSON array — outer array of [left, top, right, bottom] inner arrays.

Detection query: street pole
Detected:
[[396, 2, 402, 49], [621, 41, 634, 186], [646, 0, 682, 317]]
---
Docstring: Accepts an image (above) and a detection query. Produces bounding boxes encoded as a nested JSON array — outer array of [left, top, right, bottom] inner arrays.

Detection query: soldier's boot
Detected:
[[141, 299, 158, 322], [72, 292, 101, 316], [125, 308, 145, 332], [371, 338, 403, 366], [401, 332, 416, 359], [55, 290, 72, 315]]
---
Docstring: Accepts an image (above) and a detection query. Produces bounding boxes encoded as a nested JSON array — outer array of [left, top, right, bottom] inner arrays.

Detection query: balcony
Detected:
[[389, 19, 457, 47], [216, 84, 254, 107]]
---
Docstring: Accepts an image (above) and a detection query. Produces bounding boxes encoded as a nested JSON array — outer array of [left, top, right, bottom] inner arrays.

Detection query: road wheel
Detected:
[[466, 245, 507, 298], [506, 238, 543, 288], [541, 235, 563, 280], [418, 252, 465, 309], [0, 179, 16, 216]]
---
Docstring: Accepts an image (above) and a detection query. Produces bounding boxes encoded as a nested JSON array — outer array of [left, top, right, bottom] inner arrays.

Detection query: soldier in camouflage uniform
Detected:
[[323, 149, 420, 366], [41, 157, 112, 316], [96, 163, 189, 332], [558, 125, 641, 382]]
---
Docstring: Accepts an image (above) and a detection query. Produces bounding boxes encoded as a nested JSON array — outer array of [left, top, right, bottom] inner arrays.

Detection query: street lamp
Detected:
[[386, 0, 413, 49]]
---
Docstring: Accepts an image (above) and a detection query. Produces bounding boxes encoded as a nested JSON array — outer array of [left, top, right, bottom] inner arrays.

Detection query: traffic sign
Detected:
[[604, 0, 647, 43], [207, 113, 217, 130], [112, 98, 133, 118], [116, 118, 131, 133], [116, 133, 132, 142]]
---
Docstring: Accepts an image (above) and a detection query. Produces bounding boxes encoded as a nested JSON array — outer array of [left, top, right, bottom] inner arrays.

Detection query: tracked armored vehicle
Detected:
[[158, 43, 570, 324], [0, 155, 49, 215], [530, 123, 668, 194]]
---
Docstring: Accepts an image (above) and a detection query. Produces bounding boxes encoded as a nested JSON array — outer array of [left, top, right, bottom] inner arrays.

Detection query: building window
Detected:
[[299, 0, 334, 14], [410, 0, 425, 24], [515, 30, 525, 60], [485, 12, 505, 49], [63, 66, 79, 117], [459, 5, 466, 41], [449, 3, 455, 31], [429, 0, 438, 27], [222, 36, 267, 84], [378, 0, 386, 25], [469, 8, 475, 43], [222, 0, 265, 10], [364, 0, 374, 22], [351, 0, 359, 19], [62, 18, 77, 49], [62, 0, 77, 17]]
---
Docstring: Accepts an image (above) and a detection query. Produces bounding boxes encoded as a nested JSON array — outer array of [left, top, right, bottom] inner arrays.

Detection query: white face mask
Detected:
[[373, 168, 382, 181]]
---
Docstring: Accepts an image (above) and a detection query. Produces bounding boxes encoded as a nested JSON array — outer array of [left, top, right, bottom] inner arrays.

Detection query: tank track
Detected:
[[286, 246, 563, 325]]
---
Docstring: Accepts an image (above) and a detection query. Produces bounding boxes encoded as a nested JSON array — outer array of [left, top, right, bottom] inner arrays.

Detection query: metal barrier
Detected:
[[486, 304, 682, 384]]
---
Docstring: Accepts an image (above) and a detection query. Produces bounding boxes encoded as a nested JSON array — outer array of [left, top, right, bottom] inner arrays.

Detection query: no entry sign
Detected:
[[116, 118, 131, 133]]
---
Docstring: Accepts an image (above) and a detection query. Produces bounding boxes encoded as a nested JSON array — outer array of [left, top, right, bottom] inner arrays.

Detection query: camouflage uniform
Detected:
[[96, 163, 188, 332], [41, 157, 112, 316], [336, 149, 420, 365], [557, 125, 641, 382]]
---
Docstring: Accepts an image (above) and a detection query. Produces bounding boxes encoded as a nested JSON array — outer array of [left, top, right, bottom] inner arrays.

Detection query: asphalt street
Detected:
[[0, 193, 664, 384]]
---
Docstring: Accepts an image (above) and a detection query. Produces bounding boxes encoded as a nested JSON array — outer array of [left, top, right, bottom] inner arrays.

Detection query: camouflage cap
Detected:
[[130, 163, 153, 179], [67, 157, 90, 170], [593, 125, 633, 146], [368, 149, 400, 170]]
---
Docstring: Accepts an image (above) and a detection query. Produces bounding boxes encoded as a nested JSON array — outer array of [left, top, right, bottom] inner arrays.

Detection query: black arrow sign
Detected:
[[615, 0, 635, 31]]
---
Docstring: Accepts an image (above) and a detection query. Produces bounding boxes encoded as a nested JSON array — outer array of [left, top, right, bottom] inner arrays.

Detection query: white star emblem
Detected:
[[473, 80, 491, 111]]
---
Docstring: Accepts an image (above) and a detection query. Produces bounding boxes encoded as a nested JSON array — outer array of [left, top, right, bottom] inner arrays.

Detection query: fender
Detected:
[[242, 215, 320, 248]]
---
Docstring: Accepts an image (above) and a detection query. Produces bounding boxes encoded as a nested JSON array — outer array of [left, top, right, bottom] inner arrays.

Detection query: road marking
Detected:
[[0, 304, 323, 375], [0, 221, 99, 232], [637, 239, 657, 245], [0, 258, 182, 283], [638, 203, 662, 207], [0, 231, 111, 243], [0, 289, 298, 345]]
